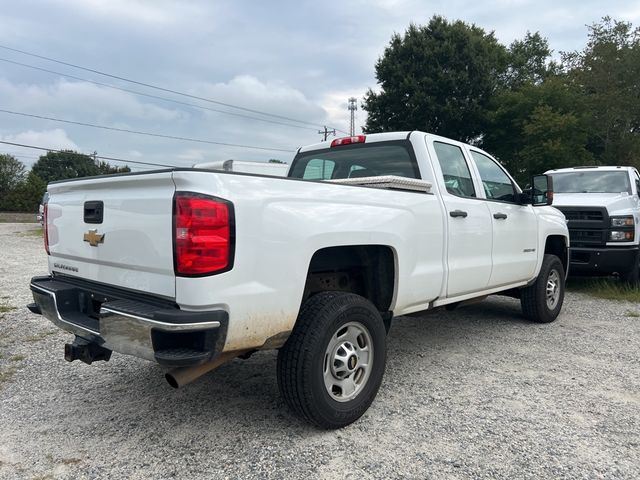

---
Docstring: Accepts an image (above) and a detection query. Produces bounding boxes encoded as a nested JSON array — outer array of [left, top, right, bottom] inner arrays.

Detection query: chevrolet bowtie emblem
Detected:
[[83, 229, 105, 247]]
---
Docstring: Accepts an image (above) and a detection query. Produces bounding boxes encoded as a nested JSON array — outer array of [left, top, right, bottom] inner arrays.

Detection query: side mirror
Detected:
[[520, 175, 553, 206], [531, 174, 553, 206]]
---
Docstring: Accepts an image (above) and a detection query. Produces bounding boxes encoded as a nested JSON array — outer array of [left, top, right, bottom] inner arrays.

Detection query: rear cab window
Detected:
[[289, 141, 420, 181], [432, 142, 476, 198]]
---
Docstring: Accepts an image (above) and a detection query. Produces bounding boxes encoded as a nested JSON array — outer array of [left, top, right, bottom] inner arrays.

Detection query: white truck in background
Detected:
[[546, 166, 640, 283], [29, 131, 569, 429], [194, 159, 289, 176]]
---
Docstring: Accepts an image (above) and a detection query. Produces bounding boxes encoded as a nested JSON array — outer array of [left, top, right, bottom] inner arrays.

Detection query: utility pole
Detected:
[[348, 97, 357, 136], [318, 126, 336, 141]]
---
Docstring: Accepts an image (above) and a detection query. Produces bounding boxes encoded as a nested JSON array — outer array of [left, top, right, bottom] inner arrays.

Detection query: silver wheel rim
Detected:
[[323, 321, 374, 403], [546, 269, 560, 310]]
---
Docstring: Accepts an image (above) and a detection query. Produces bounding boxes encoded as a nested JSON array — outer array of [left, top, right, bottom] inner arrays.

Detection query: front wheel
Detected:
[[277, 292, 387, 429], [520, 254, 565, 323], [622, 254, 640, 285]]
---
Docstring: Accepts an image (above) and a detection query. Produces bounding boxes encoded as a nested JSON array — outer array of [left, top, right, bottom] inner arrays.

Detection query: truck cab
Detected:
[[546, 166, 640, 282]]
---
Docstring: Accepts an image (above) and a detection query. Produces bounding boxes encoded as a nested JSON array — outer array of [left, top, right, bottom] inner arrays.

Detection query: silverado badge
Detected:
[[83, 229, 105, 247]]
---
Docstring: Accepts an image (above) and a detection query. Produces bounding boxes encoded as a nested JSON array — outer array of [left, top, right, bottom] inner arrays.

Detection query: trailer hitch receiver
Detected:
[[64, 337, 112, 364]]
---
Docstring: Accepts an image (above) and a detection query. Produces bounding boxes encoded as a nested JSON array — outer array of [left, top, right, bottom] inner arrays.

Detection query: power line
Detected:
[[0, 140, 174, 168], [0, 44, 349, 135], [0, 108, 295, 153], [317, 126, 336, 141], [0, 57, 317, 132]]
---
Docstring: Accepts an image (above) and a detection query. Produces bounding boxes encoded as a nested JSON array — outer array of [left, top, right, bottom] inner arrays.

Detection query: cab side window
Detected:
[[433, 142, 476, 198], [471, 151, 516, 203]]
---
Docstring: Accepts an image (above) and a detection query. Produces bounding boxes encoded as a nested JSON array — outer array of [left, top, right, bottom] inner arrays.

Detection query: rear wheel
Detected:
[[277, 292, 387, 429], [521, 254, 565, 323]]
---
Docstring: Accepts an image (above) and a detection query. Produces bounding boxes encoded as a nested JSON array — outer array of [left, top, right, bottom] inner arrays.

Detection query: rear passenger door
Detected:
[[430, 141, 493, 297], [469, 150, 538, 286]]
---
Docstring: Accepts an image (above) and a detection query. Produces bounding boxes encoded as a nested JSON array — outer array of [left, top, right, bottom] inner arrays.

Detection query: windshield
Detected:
[[289, 142, 419, 180], [550, 171, 631, 193]]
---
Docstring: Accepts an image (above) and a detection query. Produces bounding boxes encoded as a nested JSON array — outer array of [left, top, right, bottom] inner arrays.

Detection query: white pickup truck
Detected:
[[29, 131, 569, 428], [546, 166, 640, 283]]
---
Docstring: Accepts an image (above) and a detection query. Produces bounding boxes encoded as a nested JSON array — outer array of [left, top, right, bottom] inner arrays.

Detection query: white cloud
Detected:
[[0, 78, 183, 123], [0, 129, 80, 167], [47, 0, 193, 25], [1, 128, 79, 151], [190, 75, 326, 127]]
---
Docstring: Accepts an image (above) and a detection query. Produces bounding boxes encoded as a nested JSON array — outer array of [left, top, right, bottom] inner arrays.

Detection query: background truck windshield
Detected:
[[289, 143, 419, 180], [550, 171, 631, 193]]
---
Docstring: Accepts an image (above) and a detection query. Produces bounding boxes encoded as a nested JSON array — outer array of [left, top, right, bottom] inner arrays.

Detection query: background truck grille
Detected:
[[562, 210, 604, 221], [556, 206, 609, 247], [569, 229, 606, 245]]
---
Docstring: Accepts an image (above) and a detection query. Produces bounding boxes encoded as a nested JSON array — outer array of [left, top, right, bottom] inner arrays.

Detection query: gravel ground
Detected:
[[0, 222, 638, 479]]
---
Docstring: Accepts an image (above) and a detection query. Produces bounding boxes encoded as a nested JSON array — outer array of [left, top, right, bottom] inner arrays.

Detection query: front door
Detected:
[[469, 150, 538, 286]]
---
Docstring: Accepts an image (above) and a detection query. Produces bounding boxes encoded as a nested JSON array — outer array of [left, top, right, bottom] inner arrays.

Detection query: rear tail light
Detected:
[[173, 193, 234, 276], [44, 203, 50, 255], [330, 135, 366, 147]]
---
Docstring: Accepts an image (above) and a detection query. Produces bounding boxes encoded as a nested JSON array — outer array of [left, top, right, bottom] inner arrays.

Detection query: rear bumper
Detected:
[[569, 246, 640, 276], [29, 275, 228, 367]]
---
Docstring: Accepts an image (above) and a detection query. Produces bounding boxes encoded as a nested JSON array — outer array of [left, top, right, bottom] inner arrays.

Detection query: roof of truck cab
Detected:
[[546, 166, 636, 174], [298, 131, 414, 153]]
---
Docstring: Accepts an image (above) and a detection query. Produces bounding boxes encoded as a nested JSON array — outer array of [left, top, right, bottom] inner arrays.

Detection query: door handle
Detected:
[[449, 210, 468, 218], [493, 212, 508, 220]]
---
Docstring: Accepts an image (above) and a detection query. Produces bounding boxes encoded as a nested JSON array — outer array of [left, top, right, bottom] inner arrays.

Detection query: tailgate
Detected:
[[46, 171, 176, 299]]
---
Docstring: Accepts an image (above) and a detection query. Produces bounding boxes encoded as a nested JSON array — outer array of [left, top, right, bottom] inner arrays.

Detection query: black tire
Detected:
[[622, 255, 640, 285], [521, 254, 565, 323], [277, 291, 387, 429], [623, 267, 640, 285]]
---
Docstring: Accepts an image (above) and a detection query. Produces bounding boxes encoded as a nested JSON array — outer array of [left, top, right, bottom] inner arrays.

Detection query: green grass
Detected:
[[9, 354, 26, 362], [625, 310, 640, 317], [0, 305, 16, 313], [568, 277, 640, 302]]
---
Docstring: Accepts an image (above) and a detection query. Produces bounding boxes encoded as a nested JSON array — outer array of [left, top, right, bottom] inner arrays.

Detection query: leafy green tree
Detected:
[[518, 105, 595, 177], [362, 16, 508, 142], [7, 171, 47, 212], [97, 161, 131, 174], [563, 17, 640, 166], [502, 32, 558, 89], [31, 151, 101, 183], [0, 154, 26, 209], [483, 75, 593, 182]]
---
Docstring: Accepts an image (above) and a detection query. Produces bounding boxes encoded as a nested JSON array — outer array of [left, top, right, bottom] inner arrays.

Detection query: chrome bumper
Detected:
[[30, 276, 228, 367]]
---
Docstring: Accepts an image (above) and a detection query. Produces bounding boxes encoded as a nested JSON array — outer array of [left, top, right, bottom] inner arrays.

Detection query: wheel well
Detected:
[[303, 245, 395, 314], [545, 235, 568, 274]]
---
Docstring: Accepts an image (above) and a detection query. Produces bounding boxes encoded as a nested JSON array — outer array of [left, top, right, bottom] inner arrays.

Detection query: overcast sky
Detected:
[[0, 0, 638, 171]]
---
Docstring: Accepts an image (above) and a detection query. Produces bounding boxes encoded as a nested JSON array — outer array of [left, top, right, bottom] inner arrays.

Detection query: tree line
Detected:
[[363, 16, 640, 184], [0, 151, 129, 212]]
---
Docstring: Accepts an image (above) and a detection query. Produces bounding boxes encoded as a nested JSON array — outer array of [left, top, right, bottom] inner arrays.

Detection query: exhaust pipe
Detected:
[[165, 350, 249, 389]]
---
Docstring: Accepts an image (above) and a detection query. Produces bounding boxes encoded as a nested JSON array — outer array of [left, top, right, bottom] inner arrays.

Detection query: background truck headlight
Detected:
[[609, 231, 634, 241], [611, 216, 634, 227]]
